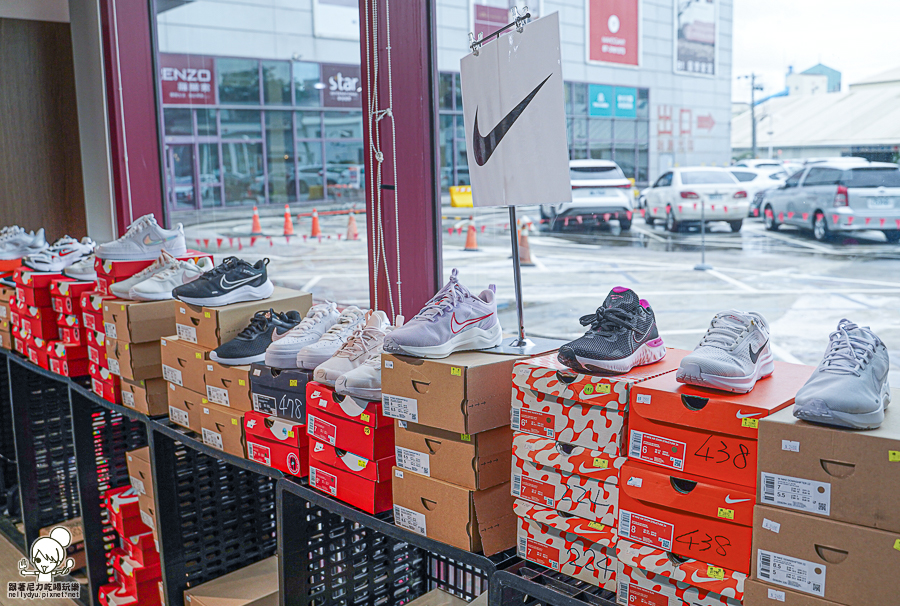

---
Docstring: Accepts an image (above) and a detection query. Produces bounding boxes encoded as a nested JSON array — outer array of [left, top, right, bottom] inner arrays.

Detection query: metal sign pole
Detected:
[[508, 206, 527, 347], [695, 198, 712, 271]]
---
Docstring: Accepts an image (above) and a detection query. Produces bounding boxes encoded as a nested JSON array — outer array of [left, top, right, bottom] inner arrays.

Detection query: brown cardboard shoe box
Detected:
[[105, 337, 162, 381], [0, 330, 10, 351], [201, 402, 245, 458], [394, 421, 513, 490], [381, 351, 525, 434], [121, 377, 167, 416], [138, 492, 157, 532], [126, 446, 154, 501], [757, 403, 900, 531], [751, 505, 900, 606], [204, 361, 253, 411], [103, 299, 176, 343], [161, 335, 211, 395], [391, 467, 516, 556], [174, 287, 311, 350], [744, 579, 843, 606], [184, 556, 278, 606], [167, 382, 206, 434]]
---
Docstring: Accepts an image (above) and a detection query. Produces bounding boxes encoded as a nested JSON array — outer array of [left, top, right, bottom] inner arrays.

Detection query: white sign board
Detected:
[[460, 13, 571, 208]]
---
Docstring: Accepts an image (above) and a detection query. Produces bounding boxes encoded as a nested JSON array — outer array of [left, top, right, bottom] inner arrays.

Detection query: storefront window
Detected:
[[198, 143, 221, 207], [266, 111, 295, 204], [263, 61, 292, 106], [295, 141, 324, 201], [197, 109, 218, 136], [323, 111, 363, 139], [222, 141, 263, 205], [220, 110, 262, 139], [294, 62, 321, 107], [169, 144, 195, 209], [164, 108, 192, 136], [217, 58, 260, 105], [440, 73, 453, 110], [615, 120, 637, 141], [589, 118, 612, 141]]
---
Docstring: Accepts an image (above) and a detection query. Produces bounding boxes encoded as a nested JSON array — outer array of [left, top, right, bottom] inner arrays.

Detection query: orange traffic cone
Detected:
[[464, 216, 479, 251], [250, 206, 263, 236], [283, 205, 294, 236], [346, 213, 359, 240], [310, 208, 322, 237], [517, 221, 535, 266]]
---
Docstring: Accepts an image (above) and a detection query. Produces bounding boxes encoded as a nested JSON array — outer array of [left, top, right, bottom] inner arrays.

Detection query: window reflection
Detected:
[[217, 58, 260, 105], [222, 142, 263, 205], [263, 61, 292, 105], [164, 109, 192, 136]]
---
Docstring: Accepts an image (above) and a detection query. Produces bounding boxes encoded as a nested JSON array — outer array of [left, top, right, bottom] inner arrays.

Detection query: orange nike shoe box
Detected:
[[244, 410, 308, 477], [309, 438, 394, 514], [511, 349, 687, 453], [618, 460, 755, 574], [20, 305, 60, 340], [512, 431, 622, 526], [307, 380, 390, 427], [616, 538, 746, 605], [628, 362, 814, 487]]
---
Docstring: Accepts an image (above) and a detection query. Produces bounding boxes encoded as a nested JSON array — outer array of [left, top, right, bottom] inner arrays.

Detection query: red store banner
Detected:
[[587, 0, 640, 66], [159, 53, 216, 105]]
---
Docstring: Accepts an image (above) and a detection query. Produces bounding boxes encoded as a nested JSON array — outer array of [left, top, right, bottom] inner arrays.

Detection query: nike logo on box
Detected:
[[690, 571, 722, 584], [472, 74, 552, 166], [749, 339, 767, 364], [724, 495, 751, 504], [736, 410, 761, 419]]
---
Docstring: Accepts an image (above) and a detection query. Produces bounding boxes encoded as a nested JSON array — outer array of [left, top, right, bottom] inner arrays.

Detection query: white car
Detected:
[[544, 187, 634, 231], [643, 167, 749, 232], [733, 159, 785, 171], [729, 167, 787, 216], [569, 159, 633, 190]]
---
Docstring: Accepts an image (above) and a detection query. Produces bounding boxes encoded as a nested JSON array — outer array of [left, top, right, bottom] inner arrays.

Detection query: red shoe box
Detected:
[[244, 410, 308, 477], [617, 460, 755, 574], [105, 486, 152, 537], [81, 291, 113, 332], [307, 406, 394, 461], [307, 381, 391, 427], [111, 549, 162, 602], [58, 312, 81, 328], [92, 363, 122, 404], [20, 305, 60, 340], [11, 325, 27, 354], [13, 266, 64, 288], [49, 341, 90, 377], [99, 583, 138, 606], [628, 362, 814, 488], [96, 250, 212, 279], [50, 278, 95, 299], [87, 330, 109, 368], [27, 342, 49, 369], [309, 438, 394, 513], [61, 325, 83, 345], [123, 532, 159, 567]]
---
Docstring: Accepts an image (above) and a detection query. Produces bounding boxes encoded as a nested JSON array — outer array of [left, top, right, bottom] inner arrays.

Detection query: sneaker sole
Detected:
[[129, 289, 175, 302], [335, 383, 381, 401], [675, 351, 775, 394], [794, 380, 891, 429], [209, 350, 266, 366], [562, 338, 666, 374], [387, 324, 502, 359], [96, 243, 187, 261], [178, 280, 274, 307], [264, 349, 303, 368]]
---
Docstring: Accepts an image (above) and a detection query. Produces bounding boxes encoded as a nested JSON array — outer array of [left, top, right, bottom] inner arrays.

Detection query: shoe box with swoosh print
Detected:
[[628, 361, 814, 488]]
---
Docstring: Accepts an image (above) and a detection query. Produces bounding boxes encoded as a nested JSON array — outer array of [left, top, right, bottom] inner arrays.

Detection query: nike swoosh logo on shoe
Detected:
[[724, 495, 751, 504], [472, 74, 552, 166], [749, 339, 768, 364], [219, 275, 259, 290], [450, 311, 493, 334], [142, 234, 178, 246]]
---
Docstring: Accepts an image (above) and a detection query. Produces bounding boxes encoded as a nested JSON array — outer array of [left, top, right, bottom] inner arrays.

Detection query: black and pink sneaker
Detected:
[[558, 287, 666, 374]]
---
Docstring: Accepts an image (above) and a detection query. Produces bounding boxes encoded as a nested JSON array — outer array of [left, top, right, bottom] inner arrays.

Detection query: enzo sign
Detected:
[[159, 53, 216, 105]]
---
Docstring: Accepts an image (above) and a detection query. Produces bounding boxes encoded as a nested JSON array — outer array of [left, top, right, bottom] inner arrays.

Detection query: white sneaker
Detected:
[[109, 251, 178, 299], [24, 236, 95, 272], [264, 302, 340, 368], [129, 257, 214, 301], [63, 255, 97, 281], [296, 306, 366, 370], [0, 228, 48, 261], [335, 316, 403, 400], [314, 311, 390, 386], [95, 214, 186, 261]]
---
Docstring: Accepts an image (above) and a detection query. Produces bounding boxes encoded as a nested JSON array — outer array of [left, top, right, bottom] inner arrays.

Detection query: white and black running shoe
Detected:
[[210, 309, 304, 365], [24, 236, 95, 272], [558, 287, 666, 374], [173, 257, 274, 306]]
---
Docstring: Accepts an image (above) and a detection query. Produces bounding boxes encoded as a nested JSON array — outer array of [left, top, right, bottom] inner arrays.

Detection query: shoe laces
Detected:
[[152, 260, 193, 280], [113, 215, 155, 242], [580, 306, 635, 336], [49, 236, 78, 251], [130, 252, 174, 281], [206, 256, 246, 278], [237, 310, 279, 339], [334, 324, 386, 359], [319, 309, 363, 342], [820, 319, 877, 376], [699, 312, 753, 348], [287, 304, 334, 336], [0, 227, 24, 243], [413, 269, 468, 322]]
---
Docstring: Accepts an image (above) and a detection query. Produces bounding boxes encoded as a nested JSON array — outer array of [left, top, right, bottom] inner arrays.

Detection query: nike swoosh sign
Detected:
[[749, 339, 767, 364], [450, 312, 493, 334], [736, 410, 761, 419], [472, 74, 552, 166], [725, 495, 751, 504], [143, 234, 177, 246], [690, 571, 722, 584], [219, 275, 259, 290]]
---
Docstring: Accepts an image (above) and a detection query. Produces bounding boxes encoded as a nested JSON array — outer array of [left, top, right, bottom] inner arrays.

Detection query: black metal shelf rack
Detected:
[[0, 349, 609, 606]]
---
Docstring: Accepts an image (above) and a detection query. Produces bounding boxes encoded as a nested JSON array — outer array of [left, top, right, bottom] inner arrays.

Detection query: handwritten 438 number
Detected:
[[674, 529, 731, 557], [693, 435, 750, 469]]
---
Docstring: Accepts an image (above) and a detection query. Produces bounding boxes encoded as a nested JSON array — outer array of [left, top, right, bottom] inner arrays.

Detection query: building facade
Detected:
[[155, 0, 733, 212]]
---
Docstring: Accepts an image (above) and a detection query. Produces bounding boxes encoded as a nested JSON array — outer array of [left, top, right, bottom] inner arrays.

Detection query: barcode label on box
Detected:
[[206, 385, 230, 407], [395, 446, 430, 476], [513, 474, 556, 507], [762, 518, 781, 533], [310, 467, 337, 496], [108, 358, 120, 376], [130, 477, 146, 495], [162, 365, 183, 386], [247, 442, 271, 466], [757, 550, 826, 597], [782, 440, 800, 452], [393, 505, 426, 535], [513, 407, 555, 438], [629, 430, 686, 471], [176, 323, 197, 343], [307, 414, 337, 445], [521, 537, 560, 570], [635, 393, 651, 404], [202, 428, 224, 450], [618, 509, 673, 551], [140, 510, 155, 530], [767, 588, 786, 602], [382, 394, 418, 422], [104, 322, 117, 339], [760, 472, 831, 515], [169, 406, 190, 428], [122, 391, 135, 409], [252, 393, 277, 415]]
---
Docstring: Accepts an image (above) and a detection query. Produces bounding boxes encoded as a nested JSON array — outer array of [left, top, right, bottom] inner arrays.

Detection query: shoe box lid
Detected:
[[249, 364, 311, 423], [174, 287, 311, 350], [58, 312, 81, 329], [161, 336, 210, 395], [81, 291, 114, 313], [183, 556, 278, 606], [307, 407, 394, 460], [617, 538, 747, 602], [17, 284, 53, 307], [757, 402, 900, 532], [50, 278, 95, 298], [96, 250, 212, 279], [111, 550, 162, 590], [394, 421, 512, 490], [617, 560, 741, 606], [122, 532, 159, 568], [13, 267, 64, 288], [391, 467, 516, 556], [121, 377, 168, 417], [310, 437, 394, 483], [630, 361, 815, 439], [752, 505, 900, 606], [743, 579, 842, 606], [200, 402, 245, 458], [243, 410, 304, 448], [203, 361, 253, 412], [103, 299, 176, 344], [381, 350, 527, 435], [167, 382, 204, 434], [106, 338, 162, 382], [306, 380, 389, 428], [49, 340, 88, 361], [126, 446, 154, 501], [514, 499, 616, 590]]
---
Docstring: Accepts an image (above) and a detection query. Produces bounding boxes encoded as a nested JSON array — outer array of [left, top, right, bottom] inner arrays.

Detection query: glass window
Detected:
[[636, 88, 649, 119], [680, 170, 738, 185], [570, 147, 588, 160], [324, 111, 363, 139], [164, 108, 192, 136], [454, 73, 463, 110], [571, 117, 587, 142], [439, 115, 453, 189], [296, 111, 322, 138], [294, 62, 321, 107], [654, 172, 673, 187], [588, 141, 612, 160], [266, 111, 295, 203], [217, 58, 260, 105], [569, 164, 625, 181], [730, 170, 757, 182], [570, 82, 587, 115], [841, 167, 900, 187], [589, 118, 612, 141], [326, 141, 364, 201], [637, 145, 649, 183], [785, 170, 804, 187], [440, 73, 454, 110], [263, 60, 292, 105], [637, 121, 649, 140], [615, 120, 636, 141], [197, 109, 217, 136], [615, 148, 636, 180], [222, 141, 263, 205], [295, 141, 324, 201], [220, 110, 262, 139], [170, 145, 195, 209], [198, 143, 221, 207]]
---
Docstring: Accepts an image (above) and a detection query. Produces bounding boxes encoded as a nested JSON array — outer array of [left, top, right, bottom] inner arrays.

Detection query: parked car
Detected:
[[761, 160, 900, 242], [728, 167, 787, 216], [733, 159, 785, 171], [541, 159, 633, 220], [643, 167, 749, 232], [544, 187, 634, 231]]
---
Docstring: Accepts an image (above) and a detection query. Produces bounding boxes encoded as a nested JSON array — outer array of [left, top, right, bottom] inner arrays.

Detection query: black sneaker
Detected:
[[558, 287, 666, 374], [173, 257, 274, 306], [210, 309, 304, 365]]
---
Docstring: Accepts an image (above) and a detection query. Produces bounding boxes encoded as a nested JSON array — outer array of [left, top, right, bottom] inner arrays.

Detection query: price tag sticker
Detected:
[[717, 507, 735, 520], [707, 566, 725, 580], [742, 418, 759, 429], [889, 451, 900, 462], [450, 367, 462, 376], [592, 457, 608, 468]]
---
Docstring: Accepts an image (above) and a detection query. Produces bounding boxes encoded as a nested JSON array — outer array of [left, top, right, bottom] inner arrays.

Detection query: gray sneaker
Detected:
[[382, 268, 502, 358], [794, 319, 891, 429]]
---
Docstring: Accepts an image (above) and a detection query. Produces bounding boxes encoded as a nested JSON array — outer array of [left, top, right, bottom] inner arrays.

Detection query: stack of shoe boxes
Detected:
[[168, 288, 311, 459], [102, 482, 160, 606], [127, 447, 161, 549], [0, 281, 13, 349], [746, 405, 900, 606], [619, 362, 813, 605], [13, 267, 64, 367], [509, 351, 686, 590], [385, 351, 522, 555], [48, 279, 96, 377]]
